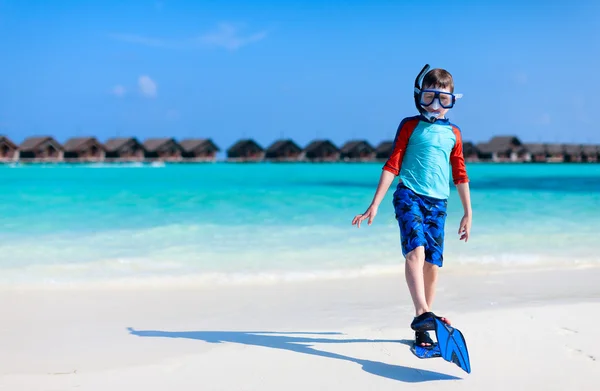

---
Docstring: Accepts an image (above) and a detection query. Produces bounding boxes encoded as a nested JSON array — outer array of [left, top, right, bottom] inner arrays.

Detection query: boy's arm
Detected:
[[368, 169, 396, 209], [456, 182, 472, 216], [375, 119, 412, 207], [353, 120, 414, 228], [449, 126, 472, 216], [456, 181, 472, 241], [382, 118, 415, 176]]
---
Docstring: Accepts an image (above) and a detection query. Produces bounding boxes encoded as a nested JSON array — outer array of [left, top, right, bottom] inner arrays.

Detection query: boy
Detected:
[[351, 64, 472, 349]]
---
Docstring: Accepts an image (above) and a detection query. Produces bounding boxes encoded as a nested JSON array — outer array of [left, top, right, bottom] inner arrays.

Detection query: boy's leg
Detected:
[[423, 262, 438, 309], [404, 246, 429, 316], [393, 186, 429, 316], [394, 186, 451, 346], [394, 186, 437, 347], [421, 196, 448, 321], [406, 248, 440, 347]]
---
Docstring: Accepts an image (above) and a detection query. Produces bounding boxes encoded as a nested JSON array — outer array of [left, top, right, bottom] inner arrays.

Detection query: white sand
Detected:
[[1, 266, 600, 391]]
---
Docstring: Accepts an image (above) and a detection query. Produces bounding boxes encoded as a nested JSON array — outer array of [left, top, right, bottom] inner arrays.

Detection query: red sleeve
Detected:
[[450, 126, 469, 184], [383, 118, 418, 176]]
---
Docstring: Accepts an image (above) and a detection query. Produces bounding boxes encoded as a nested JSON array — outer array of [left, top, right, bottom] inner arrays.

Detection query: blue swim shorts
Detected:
[[392, 184, 448, 267]]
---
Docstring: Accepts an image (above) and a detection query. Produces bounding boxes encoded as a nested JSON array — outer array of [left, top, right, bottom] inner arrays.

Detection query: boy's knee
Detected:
[[423, 261, 438, 271], [405, 246, 425, 263], [423, 261, 439, 279]]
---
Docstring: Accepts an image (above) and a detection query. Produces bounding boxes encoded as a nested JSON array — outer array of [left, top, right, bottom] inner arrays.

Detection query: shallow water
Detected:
[[1, 162, 599, 286]]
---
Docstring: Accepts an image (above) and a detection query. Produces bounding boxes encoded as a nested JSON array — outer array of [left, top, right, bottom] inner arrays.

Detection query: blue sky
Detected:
[[1, 0, 599, 154]]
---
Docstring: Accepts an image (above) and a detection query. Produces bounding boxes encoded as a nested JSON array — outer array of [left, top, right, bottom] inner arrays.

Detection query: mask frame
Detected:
[[418, 89, 457, 109]]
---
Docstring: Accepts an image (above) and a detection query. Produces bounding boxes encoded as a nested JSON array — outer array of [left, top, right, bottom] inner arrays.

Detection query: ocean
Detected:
[[1, 162, 599, 287]]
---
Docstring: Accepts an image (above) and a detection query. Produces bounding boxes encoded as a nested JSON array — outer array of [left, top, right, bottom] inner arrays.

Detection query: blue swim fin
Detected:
[[411, 342, 442, 359], [434, 317, 471, 374]]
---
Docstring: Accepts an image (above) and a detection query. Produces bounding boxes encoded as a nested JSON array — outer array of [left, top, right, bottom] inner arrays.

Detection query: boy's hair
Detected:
[[422, 68, 454, 93]]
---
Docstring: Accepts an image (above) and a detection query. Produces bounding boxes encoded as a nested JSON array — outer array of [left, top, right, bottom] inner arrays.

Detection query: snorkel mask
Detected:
[[414, 64, 463, 122]]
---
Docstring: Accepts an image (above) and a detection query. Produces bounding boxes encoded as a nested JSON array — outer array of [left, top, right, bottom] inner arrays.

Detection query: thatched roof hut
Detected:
[[564, 144, 583, 162], [340, 140, 376, 161], [0, 136, 18, 162], [582, 145, 598, 162], [523, 143, 547, 162], [302, 140, 340, 162], [476, 135, 527, 162], [461, 141, 480, 161], [545, 144, 565, 162], [226, 139, 265, 161], [265, 139, 302, 161], [523, 143, 545, 154], [375, 141, 393, 160], [19, 136, 63, 162], [179, 139, 220, 161], [63, 137, 106, 162], [142, 138, 184, 161], [104, 137, 146, 162]]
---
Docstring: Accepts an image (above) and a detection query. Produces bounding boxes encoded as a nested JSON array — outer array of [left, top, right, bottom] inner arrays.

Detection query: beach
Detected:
[[2, 266, 600, 390], [1, 162, 600, 390], [4, 0, 600, 387]]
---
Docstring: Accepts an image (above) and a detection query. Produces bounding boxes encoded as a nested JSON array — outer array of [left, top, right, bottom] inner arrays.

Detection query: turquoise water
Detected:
[[1, 162, 600, 286]]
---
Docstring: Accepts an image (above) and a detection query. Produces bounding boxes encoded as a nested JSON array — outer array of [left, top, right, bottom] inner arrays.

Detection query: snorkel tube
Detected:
[[414, 64, 437, 122]]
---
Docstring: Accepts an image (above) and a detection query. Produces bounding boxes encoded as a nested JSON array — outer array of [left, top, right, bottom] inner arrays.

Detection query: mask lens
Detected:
[[438, 92, 454, 108], [420, 91, 436, 106], [420, 89, 455, 108]]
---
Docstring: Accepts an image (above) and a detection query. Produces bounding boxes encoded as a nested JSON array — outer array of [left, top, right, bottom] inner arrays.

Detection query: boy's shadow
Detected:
[[127, 328, 460, 383]]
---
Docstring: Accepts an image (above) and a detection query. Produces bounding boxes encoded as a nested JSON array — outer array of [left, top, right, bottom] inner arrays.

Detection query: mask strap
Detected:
[[414, 64, 437, 122]]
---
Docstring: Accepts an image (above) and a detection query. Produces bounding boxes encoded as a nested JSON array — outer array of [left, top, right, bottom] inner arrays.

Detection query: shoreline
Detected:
[[2, 261, 599, 292], [4, 265, 600, 314]]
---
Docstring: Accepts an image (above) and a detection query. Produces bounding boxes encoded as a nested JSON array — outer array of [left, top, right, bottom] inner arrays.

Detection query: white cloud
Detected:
[[197, 23, 267, 50], [138, 76, 157, 98], [111, 85, 127, 97], [108, 22, 267, 51]]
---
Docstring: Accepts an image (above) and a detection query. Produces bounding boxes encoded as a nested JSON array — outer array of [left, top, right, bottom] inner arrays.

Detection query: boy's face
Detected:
[[420, 84, 452, 118]]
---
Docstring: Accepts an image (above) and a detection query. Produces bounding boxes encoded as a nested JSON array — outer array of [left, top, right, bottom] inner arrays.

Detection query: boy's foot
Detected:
[[415, 330, 435, 348], [410, 311, 452, 331]]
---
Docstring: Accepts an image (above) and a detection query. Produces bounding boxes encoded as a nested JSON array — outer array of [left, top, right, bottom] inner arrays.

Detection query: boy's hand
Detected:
[[458, 214, 471, 242], [352, 206, 378, 228]]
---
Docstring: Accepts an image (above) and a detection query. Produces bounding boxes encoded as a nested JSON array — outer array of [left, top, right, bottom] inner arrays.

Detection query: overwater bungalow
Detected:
[[522, 143, 546, 162], [582, 145, 599, 163], [462, 141, 480, 162], [545, 144, 565, 163], [142, 138, 184, 162], [476, 136, 528, 162], [340, 140, 376, 161], [180, 138, 220, 162], [18, 136, 63, 162], [265, 139, 302, 162], [104, 137, 146, 162], [226, 139, 265, 162], [62, 137, 106, 163], [302, 140, 340, 162], [564, 144, 583, 163], [0, 136, 18, 162], [375, 141, 393, 161]]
